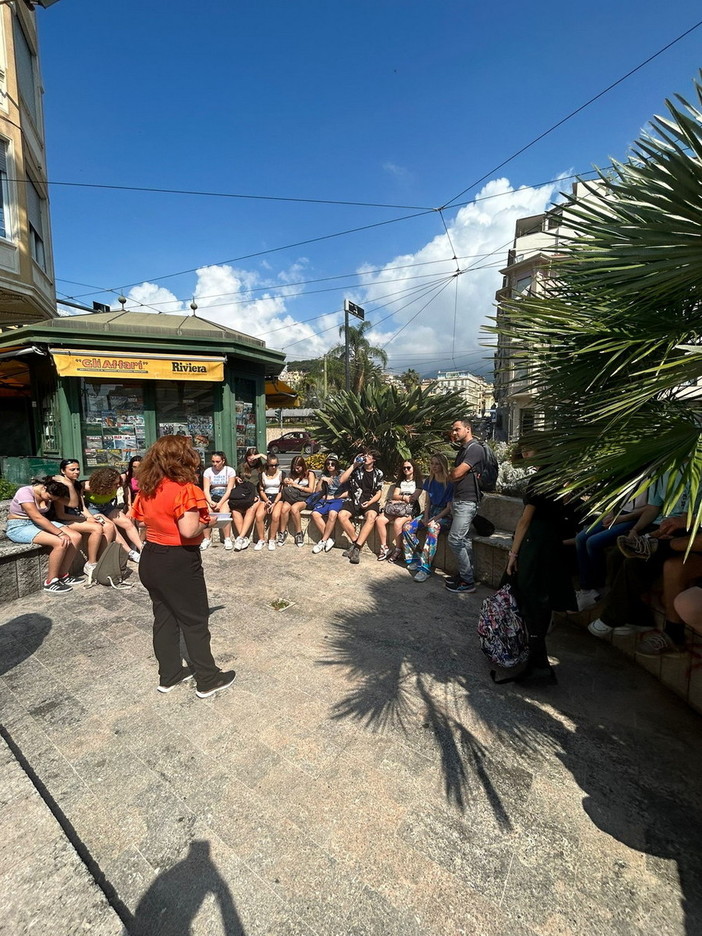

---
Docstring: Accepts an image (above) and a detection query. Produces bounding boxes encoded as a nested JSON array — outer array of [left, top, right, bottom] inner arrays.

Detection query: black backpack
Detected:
[[228, 480, 257, 510], [476, 442, 499, 494], [85, 542, 133, 589]]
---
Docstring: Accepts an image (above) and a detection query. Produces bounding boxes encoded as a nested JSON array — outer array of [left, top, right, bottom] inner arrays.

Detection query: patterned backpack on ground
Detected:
[[85, 542, 133, 589], [477, 584, 529, 673]]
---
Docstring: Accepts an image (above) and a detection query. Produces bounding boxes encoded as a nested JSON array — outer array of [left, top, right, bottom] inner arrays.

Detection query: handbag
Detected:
[[472, 514, 496, 537], [282, 485, 310, 504], [384, 500, 415, 518], [228, 481, 257, 510]]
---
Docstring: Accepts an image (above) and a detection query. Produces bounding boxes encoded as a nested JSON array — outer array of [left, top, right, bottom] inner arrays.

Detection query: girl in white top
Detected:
[[376, 459, 423, 561], [201, 451, 237, 551], [278, 455, 317, 547], [254, 454, 285, 550]]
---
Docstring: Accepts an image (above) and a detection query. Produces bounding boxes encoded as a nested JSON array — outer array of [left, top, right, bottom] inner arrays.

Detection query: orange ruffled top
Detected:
[[132, 479, 210, 546]]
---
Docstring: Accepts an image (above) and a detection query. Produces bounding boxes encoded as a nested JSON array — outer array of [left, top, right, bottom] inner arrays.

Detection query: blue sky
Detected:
[[39, 0, 702, 376]]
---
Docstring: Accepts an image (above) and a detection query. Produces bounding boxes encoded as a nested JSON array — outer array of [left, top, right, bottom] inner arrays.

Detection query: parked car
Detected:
[[267, 431, 320, 455]]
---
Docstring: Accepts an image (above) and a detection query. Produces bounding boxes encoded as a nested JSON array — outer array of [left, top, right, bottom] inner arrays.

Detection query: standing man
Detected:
[[446, 418, 484, 593], [337, 448, 384, 564]]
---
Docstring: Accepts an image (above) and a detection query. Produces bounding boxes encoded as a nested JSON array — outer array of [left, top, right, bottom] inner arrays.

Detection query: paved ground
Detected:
[[1, 539, 702, 936]]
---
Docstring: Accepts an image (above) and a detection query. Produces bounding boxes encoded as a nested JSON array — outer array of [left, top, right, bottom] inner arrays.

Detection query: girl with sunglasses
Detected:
[[310, 454, 345, 553], [402, 453, 453, 582], [376, 459, 422, 562], [278, 455, 317, 547]]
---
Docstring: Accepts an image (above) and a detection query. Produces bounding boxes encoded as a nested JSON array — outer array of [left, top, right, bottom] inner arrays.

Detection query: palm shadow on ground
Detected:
[[317, 579, 702, 934]]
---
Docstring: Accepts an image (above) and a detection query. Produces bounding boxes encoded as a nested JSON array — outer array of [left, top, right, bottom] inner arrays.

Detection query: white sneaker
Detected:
[[200, 539, 211, 551], [268, 540, 276, 551], [233, 536, 244, 551], [240, 537, 250, 550], [224, 537, 234, 551], [576, 588, 600, 611], [324, 538, 335, 552], [83, 561, 97, 583], [588, 618, 613, 637], [312, 540, 326, 554], [413, 570, 429, 583], [254, 540, 264, 551], [128, 549, 141, 563]]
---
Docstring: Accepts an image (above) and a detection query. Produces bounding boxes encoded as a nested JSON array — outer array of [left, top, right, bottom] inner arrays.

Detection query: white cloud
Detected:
[[117, 176, 565, 374], [383, 161, 413, 183], [353, 177, 564, 376]]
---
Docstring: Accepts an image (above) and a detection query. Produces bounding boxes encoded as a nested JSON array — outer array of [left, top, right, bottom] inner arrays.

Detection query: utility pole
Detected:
[[343, 299, 365, 393]]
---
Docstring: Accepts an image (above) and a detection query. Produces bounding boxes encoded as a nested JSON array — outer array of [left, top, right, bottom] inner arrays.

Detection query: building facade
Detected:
[[0, 1, 57, 328], [493, 181, 603, 441], [431, 370, 494, 416]]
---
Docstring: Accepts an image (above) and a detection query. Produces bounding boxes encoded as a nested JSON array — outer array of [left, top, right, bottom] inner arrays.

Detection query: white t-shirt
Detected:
[[399, 480, 417, 497], [204, 465, 236, 496]]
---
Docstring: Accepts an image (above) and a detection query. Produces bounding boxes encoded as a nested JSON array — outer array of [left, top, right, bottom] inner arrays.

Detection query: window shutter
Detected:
[[26, 177, 42, 233]]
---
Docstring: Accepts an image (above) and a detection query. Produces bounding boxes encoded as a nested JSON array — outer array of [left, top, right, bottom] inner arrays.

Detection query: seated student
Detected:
[[588, 472, 692, 652], [402, 452, 454, 583], [253, 454, 285, 550], [6, 478, 84, 594], [310, 454, 345, 554], [278, 455, 316, 547], [376, 459, 422, 562], [123, 455, 145, 540], [337, 449, 384, 564], [200, 451, 237, 551], [52, 458, 115, 570], [574, 491, 648, 610], [229, 447, 266, 551], [84, 467, 143, 572]]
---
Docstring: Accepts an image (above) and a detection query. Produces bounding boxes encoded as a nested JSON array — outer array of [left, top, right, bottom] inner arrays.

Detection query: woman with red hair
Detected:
[[132, 436, 235, 698]]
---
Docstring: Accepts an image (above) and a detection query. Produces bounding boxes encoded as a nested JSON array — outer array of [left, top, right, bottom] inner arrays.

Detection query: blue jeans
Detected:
[[575, 518, 636, 589], [447, 500, 479, 584]]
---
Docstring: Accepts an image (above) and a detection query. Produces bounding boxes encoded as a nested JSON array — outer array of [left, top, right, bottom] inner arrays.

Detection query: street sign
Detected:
[[343, 299, 365, 320]]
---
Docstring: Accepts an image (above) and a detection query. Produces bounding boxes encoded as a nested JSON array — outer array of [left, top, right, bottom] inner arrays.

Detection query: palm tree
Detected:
[[489, 72, 702, 533], [330, 320, 388, 394]]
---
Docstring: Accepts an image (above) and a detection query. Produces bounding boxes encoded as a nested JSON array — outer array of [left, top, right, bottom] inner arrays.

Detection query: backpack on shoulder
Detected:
[[85, 542, 133, 589], [476, 442, 499, 494], [477, 583, 529, 681]]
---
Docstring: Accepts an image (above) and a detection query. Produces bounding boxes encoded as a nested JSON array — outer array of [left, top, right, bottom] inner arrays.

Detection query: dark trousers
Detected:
[[601, 551, 665, 631], [139, 542, 221, 691]]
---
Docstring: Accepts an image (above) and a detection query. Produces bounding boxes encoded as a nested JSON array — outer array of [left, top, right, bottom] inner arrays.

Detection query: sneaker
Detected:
[[414, 570, 429, 583], [588, 618, 613, 637], [43, 578, 72, 595], [240, 537, 250, 550], [196, 670, 236, 699], [349, 545, 361, 564], [377, 545, 390, 561], [576, 588, 600, 611], [233, 536, 244, 551], [157, 668, 195, 694], [60, 573, 85, 585], [128, 549, 141, 562], [444, 579, 476, 593], [200, 539, 211, 551], [342, 543, 357, 558], [636, 631, 685, 657], [407, 561, 420, 572], [312, 540, 326, 554], [268, 540, 276, 551], [444, 574, 462, 587], [83, 561, 97, 577], [254, 540, 265, 551], [617, 534, 658, 560], [224, 537, 234, 551], [324, 538, 335, 552], [294, 532, 304, 548], [277, 531, 288, 546]]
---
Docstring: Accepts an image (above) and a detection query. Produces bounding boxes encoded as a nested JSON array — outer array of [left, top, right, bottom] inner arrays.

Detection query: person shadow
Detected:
[[0, 613, 52, 678], [129, 840, 246, 936]]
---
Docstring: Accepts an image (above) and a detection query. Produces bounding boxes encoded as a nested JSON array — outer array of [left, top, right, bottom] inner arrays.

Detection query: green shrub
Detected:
[[313, 382, 465, 475], [0, 478, 19, 500]]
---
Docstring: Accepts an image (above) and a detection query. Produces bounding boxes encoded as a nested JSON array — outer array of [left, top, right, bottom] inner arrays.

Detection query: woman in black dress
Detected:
[[505, 437, 576, 681]]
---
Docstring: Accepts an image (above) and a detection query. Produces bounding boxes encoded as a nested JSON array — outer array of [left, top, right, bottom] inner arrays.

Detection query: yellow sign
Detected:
[[51, 350, 224, 382]]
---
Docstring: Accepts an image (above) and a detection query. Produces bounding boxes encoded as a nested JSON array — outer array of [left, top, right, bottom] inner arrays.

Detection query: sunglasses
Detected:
[[403, 465, 413, 470]]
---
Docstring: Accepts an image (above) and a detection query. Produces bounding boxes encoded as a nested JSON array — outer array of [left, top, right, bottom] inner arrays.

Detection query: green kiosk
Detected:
[[0, 310, 286, 481]]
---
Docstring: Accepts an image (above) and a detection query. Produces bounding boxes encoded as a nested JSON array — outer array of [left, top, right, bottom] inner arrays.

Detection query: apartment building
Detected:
[[432, 369, 494, 416], [493, 180, 603, 441], [0, 0, 58, 328]]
